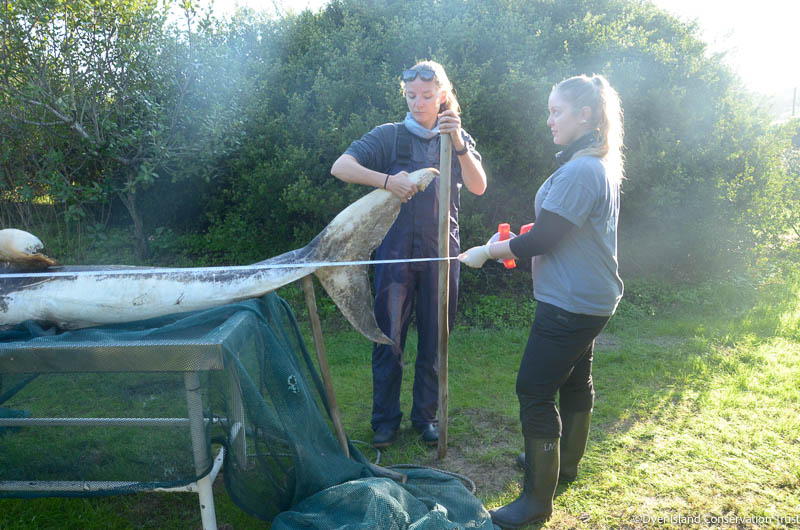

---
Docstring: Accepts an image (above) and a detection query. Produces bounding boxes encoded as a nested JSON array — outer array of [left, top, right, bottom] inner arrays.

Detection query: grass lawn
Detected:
[[1, 272, 799, 529]]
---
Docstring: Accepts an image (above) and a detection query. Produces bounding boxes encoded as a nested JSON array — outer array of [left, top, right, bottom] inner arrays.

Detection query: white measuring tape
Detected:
[[0, 256, 460, 279]]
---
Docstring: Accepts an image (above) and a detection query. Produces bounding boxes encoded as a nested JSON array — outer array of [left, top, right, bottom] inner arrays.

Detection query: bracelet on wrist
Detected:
[[383, 173, 391, 189], [454, 145, 469, 156]]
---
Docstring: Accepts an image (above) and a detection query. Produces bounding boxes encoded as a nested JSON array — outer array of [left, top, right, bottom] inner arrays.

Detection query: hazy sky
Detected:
[[649, 0, 798, 96], [203, 0, 798, 97]]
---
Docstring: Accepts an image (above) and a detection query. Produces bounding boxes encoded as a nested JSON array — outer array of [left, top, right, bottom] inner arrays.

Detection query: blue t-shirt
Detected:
[[532, 155, 623, 316], [343, 123, 480, 259]]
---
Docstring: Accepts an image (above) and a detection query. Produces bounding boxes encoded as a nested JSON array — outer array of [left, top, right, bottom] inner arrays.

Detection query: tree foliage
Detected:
[[1, 0, 244, 259], [1, 0, 796, 282]]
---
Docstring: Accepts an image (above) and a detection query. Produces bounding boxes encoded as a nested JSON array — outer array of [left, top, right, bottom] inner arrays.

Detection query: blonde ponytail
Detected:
[[553, 74, 625, 183]]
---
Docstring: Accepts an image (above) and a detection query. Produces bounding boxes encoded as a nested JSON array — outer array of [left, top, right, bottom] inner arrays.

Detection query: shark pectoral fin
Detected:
[[314, 265, 392, 345]]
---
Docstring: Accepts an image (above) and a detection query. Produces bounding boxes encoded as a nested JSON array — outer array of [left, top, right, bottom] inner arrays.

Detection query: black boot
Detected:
[[491, 437, 559, 529], [559, 409, 591, 482], [516, 410, 591, 483]]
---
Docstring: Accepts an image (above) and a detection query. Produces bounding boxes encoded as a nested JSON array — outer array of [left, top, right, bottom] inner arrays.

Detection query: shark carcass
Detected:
[[0, 168, 440, 344]]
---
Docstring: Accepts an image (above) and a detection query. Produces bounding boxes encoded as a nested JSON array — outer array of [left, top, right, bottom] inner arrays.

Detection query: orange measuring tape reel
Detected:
[[497, 222, 534, 269]]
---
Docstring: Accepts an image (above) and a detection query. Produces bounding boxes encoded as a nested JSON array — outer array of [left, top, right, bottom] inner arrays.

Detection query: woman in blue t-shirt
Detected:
[[331, 61, 487, 448], [460, 74, 624, 528]]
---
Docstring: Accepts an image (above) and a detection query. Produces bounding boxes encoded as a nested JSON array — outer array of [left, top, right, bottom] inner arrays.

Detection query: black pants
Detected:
[[516, 301, 610, 439]]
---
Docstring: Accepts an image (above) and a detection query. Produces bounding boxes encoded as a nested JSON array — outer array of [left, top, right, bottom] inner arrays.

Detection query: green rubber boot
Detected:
[[559, 409, 592, 482], [516, 409, 592, 483], [491, 437, 559, 528]]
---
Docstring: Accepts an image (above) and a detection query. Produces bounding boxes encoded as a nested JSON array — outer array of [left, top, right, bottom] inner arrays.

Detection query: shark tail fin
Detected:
[[306, 168, 438, 345], [314, 265, 391, 344]]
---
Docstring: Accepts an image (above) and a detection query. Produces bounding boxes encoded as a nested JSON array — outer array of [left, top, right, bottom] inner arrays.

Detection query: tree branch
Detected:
[[5, 111, 62, 127]]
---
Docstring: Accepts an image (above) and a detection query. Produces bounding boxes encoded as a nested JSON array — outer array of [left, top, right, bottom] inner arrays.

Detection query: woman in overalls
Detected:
[[331, 60, 487, 447]]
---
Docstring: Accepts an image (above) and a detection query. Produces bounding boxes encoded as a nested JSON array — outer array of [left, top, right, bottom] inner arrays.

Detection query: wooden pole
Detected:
[[437, 133, 452, 459], [301, 275, 408, 484], [301, 275, 350, 459]]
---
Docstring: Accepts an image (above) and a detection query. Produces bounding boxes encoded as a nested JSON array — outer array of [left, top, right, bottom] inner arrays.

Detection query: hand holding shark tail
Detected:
[[307, 167, 439, 344], [0, 168, 440, 344]]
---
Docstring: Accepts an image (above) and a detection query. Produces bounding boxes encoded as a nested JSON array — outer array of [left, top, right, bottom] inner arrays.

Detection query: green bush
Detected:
[[3, 0, 796, 290], [457, 293, 537, 330], [193, 0, 795, 283]]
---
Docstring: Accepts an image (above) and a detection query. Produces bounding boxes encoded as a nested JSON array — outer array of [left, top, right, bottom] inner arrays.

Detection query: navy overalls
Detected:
[[371, 125, 462, 432]]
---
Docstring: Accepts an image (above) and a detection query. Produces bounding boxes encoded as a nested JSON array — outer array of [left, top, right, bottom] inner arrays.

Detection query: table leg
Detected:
[[184, 371, 218, 530], [227, 363, 248, 469]]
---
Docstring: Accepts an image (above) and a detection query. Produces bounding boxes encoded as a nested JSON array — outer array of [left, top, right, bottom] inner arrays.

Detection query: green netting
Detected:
[[0, 293, 496, 528]]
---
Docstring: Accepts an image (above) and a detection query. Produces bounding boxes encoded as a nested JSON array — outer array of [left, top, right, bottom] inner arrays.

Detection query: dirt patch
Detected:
[[601, 413, 643, 435], [595, 333, 690, 350], [417, 408, 522, 497], [595, 332, 619, 349], [641, 335, 689, 348]]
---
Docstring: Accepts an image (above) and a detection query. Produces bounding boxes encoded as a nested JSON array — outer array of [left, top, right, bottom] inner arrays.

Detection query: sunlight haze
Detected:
[[202, 0, 798, 103]]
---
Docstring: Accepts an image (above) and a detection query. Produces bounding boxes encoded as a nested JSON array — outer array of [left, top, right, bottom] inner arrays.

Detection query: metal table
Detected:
[[0, 310, 254, 530]]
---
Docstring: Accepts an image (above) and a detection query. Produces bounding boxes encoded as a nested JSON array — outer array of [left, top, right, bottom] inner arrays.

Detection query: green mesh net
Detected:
[[0, 293, 495, 528]]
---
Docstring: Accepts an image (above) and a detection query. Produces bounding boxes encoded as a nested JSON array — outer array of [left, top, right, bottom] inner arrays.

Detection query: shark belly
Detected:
[[0, 266, 315, 329]]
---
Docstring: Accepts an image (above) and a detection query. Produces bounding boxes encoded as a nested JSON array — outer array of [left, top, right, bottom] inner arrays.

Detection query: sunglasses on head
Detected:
[[402, 69, 436, 82]]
